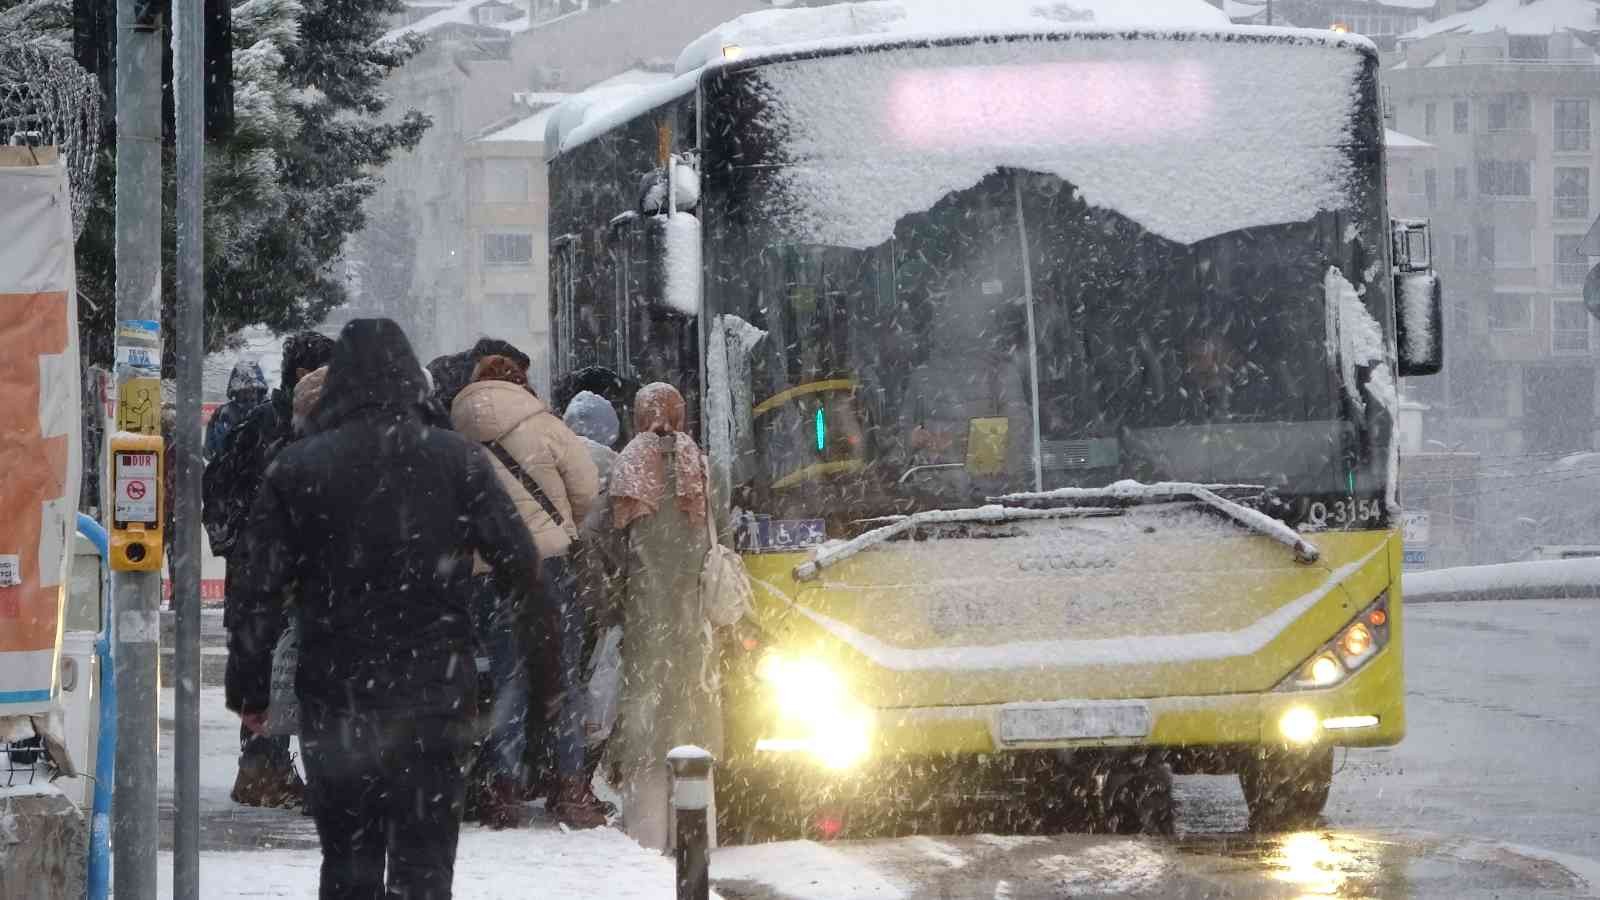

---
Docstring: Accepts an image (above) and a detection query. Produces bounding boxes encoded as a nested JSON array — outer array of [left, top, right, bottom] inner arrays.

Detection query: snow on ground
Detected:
[[158, 688, 708, 897], [1405, 557, 1600, 603], [715, 840, 912, 899], [159, 825, 696, 899]]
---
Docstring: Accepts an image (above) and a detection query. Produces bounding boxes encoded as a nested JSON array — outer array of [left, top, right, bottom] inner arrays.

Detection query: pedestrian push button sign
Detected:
[[116, 451, 158, 522], [110, 432, 163, 572]]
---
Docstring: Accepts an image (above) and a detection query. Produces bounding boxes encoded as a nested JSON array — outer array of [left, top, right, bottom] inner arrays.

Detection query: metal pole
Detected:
[[172, 0, 206, 895], [113, 1, 165, 897], [667, 746, 713, 900]]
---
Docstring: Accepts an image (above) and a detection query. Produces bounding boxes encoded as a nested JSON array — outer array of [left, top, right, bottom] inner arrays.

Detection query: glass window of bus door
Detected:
[[605, 217, 637, 378], [553, 238, 578, 381]]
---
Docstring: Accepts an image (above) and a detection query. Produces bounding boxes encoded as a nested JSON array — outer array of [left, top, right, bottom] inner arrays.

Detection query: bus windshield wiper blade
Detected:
[[992, 480, 1322, 565], [792, 504, 1122, 583]]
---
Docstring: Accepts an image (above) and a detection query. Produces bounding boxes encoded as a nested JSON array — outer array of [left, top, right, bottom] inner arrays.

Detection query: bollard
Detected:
[[667, 745, 714, 900]]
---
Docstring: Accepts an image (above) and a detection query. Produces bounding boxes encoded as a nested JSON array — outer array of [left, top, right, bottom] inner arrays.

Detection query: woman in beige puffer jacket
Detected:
[[451, 355, 608, 829], [452, 364, 598, 559]]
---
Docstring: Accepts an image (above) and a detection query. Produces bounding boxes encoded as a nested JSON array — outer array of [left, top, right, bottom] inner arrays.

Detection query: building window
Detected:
[[1552, 299, 1592, 354], [1555, 99, 1591, 152], [1555, 168, 1590, 219], [1487, 93, 1531, 132], [1478, 160, 1532, 196], [1556, 235, 1590, 286], [1508, 35, 1550, 61], [1453, 166, 1469, 200], [1424, 102, 1437, 135], [1424, 168, 1437, 208], [1477, 224, 1496, 265], [1488, 294, 1532, 331], [483, 232, 534, 266], [1406, 165, 1421, 195], [1452, 233, 1471, 268], [1496, 228, 1533, 267], [1457, 365, 1509, 418], [1453, 99, 1469, 133], [480, 158, 531, 202]]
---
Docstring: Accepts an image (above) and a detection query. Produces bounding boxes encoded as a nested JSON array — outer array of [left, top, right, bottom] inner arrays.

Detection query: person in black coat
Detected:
[[226, 318, 544, 900], [210, 331, 336, 808]]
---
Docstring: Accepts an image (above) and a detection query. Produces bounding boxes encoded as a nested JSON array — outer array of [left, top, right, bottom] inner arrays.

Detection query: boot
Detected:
[[551, 775, 609, 829], [479, 776, 527, 830], [231, 758, 305, 809]]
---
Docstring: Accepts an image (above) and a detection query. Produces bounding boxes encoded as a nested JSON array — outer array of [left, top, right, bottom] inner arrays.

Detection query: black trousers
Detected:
[[223, 556, 293, 768], [300, 707, 473, 900]]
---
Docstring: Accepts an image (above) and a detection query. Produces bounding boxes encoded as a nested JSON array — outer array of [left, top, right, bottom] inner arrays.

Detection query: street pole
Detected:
[[113, 0, 164, 897], [172, 0, 207, 895]]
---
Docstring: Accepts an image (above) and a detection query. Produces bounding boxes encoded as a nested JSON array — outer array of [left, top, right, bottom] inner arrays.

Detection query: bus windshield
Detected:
[[702, 36, 1393, 531]]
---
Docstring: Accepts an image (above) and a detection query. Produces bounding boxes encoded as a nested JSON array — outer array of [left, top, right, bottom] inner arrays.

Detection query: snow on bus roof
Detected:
[[673, 0, 1374, 75], [487, 69, 673, 145], [549, 70, 696, 154], [549, 1, 1376, 157], [676, 0, 1229, 74]]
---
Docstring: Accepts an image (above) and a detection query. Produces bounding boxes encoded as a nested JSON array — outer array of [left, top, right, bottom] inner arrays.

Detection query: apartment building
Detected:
[[466, 69, 674, 391], [1226, 0, 1438, 48], [1384, 0, 1600, 456], [340, 0, 762, 384]]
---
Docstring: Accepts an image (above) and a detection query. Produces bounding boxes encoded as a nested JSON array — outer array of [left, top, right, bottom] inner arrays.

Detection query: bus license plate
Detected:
[[999, 701, 1151, 744]]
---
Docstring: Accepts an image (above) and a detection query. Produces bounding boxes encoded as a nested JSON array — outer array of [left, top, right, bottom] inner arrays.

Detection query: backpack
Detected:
[[202, 397, 283, 557]]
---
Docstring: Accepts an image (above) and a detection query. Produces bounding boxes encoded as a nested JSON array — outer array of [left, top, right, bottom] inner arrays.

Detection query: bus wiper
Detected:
[[992, 481, 1322, 565], [792, 504, 1122, 583]]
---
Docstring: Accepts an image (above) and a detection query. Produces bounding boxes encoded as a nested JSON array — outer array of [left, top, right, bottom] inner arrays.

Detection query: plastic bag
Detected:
[[261, 617, 299, 737], [583, 625, 623, 748]]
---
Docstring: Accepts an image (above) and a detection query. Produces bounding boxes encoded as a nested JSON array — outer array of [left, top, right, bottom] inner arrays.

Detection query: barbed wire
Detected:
[[0, 43, 102, 237]]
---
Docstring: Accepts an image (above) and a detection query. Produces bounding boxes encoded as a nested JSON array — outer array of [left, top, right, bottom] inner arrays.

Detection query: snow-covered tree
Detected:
[[0, 0, 431, 365]]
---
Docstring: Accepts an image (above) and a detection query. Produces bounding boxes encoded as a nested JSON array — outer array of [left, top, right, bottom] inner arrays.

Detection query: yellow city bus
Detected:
[[546, 10, 1444, 838]]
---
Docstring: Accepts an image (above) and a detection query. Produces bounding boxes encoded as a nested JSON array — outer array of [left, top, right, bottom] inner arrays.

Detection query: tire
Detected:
[[1240, 746, 1333, 832], [1102, 763, 1176, 836]]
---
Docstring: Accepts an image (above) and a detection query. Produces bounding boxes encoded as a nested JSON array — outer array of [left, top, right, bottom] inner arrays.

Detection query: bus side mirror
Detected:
[[1392, 218, 1442, 377], [638, 156, 700, 215], [645, 211, 701, 317], [1396, 271, 1443, 377], [1392, 218, 1431, 273]]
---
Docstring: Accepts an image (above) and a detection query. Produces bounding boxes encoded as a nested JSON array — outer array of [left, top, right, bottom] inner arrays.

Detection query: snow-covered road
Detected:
[[154, 598, 1600, 897]]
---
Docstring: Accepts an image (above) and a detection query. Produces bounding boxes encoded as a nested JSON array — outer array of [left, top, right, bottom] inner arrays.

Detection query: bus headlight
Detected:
[[1279, 706, 1321, 744], [755, 653, 874, 771], [1277, 594, 1391, 691]]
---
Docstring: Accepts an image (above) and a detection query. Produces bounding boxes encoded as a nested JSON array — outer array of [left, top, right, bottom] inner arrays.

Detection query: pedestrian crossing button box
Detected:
[[109, 433, 163, 572]]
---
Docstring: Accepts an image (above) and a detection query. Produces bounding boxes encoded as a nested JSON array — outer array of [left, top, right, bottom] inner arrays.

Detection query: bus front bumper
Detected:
[[751, 643, 1404, 769]]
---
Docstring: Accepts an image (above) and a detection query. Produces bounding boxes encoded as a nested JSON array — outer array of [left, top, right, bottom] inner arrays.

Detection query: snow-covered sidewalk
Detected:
[[158, 824, 694, 898], [1404, 557, 1600, 603], [157, 688, 712, 898]]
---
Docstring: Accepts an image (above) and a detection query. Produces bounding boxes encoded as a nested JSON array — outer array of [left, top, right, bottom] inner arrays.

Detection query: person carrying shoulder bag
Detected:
[[451, 354, 608, 829]]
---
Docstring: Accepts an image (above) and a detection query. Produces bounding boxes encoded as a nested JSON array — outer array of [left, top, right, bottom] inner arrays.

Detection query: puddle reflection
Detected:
[[1268, 832, 1384, 896]]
